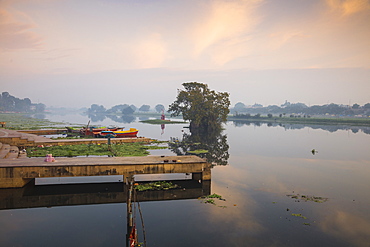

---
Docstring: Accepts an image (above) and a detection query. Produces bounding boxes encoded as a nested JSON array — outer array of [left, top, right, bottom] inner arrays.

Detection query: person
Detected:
[[44, 154, 56, 162]]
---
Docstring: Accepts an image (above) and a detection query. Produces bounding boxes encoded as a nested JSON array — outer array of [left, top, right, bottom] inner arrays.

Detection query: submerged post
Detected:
[[126, 175, 136, 247]]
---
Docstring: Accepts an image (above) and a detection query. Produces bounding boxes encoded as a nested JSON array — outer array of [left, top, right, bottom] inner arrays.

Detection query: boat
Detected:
[[99, 128, 139, 138], [65, 126, 81, 133], [80, 127, 123, 136]]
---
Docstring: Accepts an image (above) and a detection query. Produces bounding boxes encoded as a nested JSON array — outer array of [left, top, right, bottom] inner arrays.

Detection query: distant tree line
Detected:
[[0, 92, 45, 113], [231, 101, 370, 117], [87, 103, 166, 115]]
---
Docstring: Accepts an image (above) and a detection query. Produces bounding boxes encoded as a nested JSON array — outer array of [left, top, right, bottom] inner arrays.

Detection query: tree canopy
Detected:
[[122, 105, 135, 115], [168, 82, 230, 130], [155, 104, 165, 113], [0, 92, 44, 113], [139, 104, 150, 112]]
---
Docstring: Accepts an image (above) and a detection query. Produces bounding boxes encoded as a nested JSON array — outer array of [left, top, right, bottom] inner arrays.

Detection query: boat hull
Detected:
[[99, 128, 138, 138], [81, 127, 123, 136]]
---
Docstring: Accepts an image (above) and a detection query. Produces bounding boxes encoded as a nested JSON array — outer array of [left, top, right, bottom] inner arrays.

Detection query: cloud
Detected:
[[268, 31, 309, 51], [190, 0, 262, 65], [131, 32, 168, 69], [326, 0, 370, 16], [0, 8, 43, 51], [1, 0, 369, 74], [320, 210, 370, 246]]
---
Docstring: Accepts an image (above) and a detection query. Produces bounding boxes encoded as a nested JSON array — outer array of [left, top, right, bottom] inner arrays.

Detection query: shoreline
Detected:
[[227, 116, 370, 126]]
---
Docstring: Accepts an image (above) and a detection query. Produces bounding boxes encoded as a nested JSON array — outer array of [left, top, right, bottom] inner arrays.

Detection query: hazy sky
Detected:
[[1, 0, 369, 109]]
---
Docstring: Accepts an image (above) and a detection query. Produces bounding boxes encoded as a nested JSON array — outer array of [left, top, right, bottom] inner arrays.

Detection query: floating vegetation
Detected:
[[26, 142, 160, 157], [140, 119, 187, 124], [286, 193, 328, 203], [143, 142, 168, 150], [206, 193, 226, 200], [187, 149, 209, 154], [134, 181, 180, 191], [204, 199, 215, 204], [291, 213, 308, 219], [199, 193, 226, 208], [303, 223, 311, 226]]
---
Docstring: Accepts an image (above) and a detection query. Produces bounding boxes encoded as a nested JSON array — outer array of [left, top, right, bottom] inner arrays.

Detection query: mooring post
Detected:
[[126, 175, 134, 247]]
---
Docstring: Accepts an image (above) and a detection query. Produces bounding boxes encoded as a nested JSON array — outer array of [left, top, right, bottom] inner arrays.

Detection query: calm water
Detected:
[[1, 114, 370, 247]]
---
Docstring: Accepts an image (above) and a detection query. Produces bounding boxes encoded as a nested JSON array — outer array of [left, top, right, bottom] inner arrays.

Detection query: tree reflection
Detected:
[[88, 113, 106, 122], [106, 115, 136, 124], [232, 120, 370, 135], [168, 127, 229, 166]]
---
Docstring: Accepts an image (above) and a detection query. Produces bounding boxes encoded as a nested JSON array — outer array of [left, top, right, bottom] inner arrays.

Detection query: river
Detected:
[[1, 113, 369, 247]]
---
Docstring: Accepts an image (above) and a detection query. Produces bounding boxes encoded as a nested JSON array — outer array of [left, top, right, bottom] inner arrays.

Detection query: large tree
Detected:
[[168, 82, 230, 131]]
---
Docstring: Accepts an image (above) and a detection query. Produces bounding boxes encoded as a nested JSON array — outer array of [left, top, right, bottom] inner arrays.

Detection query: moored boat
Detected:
[[81, 127, 123, 136], [99, 128, 138, 138]]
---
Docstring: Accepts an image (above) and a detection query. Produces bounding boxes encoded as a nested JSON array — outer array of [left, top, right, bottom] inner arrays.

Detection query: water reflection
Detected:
[[87, 113, 138, 124], [168, 127, 229, 166], [232, 120, 370, 134], [0, 179, 211, 247], [87, 113, 106, 122], [161, 124, 165, 135], [138, 116, 150, 121], [0, 180, 211, 210], [3, 113, 369, 246], [319, 209, 370, 246]]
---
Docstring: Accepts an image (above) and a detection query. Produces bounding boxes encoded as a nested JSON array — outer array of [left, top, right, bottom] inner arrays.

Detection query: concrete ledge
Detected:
[[0, 156, 211, 188]]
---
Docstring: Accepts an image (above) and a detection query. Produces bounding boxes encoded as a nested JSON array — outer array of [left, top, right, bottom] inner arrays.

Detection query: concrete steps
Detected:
[[5, 146, 19, 159], [0, 144, 10, 159], [0, 129, 51, 147], [0, 143, 24, 159]]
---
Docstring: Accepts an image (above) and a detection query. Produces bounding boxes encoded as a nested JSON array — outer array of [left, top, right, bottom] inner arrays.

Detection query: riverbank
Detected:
[[140, 119, 187, 124], [228, 115, 370, 126], [2, 112, 370, 130], [0, 113, 77, 129]]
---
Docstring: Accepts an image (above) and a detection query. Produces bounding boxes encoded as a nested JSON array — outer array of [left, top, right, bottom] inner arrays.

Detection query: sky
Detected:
[[0, 0, 369, 109]]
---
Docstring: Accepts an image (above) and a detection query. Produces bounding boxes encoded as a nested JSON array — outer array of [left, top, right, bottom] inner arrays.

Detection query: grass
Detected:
[[26, 142, 166, 157], [0, 113, 67, 129], [186, 149, 209, 154]]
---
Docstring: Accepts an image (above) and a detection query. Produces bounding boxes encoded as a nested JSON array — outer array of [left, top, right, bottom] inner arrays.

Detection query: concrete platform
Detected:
[[0, 155, 211, 188]]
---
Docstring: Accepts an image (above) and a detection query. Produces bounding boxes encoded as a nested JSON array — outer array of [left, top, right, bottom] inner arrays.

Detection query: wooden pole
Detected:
[[126, 175, 134, 247]]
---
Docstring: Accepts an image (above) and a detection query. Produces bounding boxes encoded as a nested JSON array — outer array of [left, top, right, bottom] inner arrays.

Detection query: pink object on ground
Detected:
[[44, 154, 56, 162]]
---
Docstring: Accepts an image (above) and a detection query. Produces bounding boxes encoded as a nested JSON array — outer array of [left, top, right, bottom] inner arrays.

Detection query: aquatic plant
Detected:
[[206, 193, 225, 200], [291, 213, 307, 219], [134, 181, 180, 191], [286, 193, 328, 203], [199, 193, 227, 207], [204, 199, 215, 204]]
